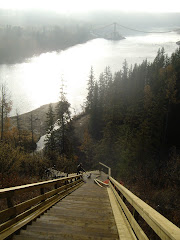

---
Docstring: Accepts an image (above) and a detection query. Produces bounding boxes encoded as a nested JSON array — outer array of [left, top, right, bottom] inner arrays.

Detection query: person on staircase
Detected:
[[77, 163, 86, 175]]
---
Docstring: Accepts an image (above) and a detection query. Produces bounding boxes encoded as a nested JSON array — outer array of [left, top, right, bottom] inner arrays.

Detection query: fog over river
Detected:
[[0, 32, 179, 116]]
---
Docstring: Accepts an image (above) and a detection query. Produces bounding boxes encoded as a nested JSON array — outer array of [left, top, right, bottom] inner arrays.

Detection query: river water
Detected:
[[0, 32, 179, 116]]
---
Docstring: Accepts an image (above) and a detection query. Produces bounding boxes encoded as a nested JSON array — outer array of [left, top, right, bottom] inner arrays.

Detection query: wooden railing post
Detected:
[[7, 196, 13, 208], [133, 209, 139, 222], [40, 187, 45, 202], [7, 194, 16, 219], [99, 162, 111, 177], [122, 195, 126, 203]]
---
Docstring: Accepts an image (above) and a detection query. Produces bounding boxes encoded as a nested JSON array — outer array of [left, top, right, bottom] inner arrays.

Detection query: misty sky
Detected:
[[1, 0, 180, 13]]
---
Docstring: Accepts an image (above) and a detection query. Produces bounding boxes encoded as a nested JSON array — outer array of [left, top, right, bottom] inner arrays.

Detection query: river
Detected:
[[0, 32, 179, 116]]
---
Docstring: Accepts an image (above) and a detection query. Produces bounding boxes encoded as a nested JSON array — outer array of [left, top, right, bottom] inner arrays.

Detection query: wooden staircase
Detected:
[[1, 170, 180, 240], [13, 172, 119, 240]]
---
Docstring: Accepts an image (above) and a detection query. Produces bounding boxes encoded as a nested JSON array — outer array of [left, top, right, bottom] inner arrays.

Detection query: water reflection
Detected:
[[0, 32, 179, 116]]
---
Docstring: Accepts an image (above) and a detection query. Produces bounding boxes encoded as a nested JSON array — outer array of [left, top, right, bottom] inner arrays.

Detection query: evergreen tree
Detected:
[[55, 79, 72, 158], [90, 81, 100, 139], [29, 113, 39, 153], [44, 103, 56, 161], [86, 66, 95, 112], [16, 110, 22, 143]]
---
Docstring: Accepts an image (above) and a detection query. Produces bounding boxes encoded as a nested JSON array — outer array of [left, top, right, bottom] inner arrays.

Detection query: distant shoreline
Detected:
[[0, 25, 94, 65]]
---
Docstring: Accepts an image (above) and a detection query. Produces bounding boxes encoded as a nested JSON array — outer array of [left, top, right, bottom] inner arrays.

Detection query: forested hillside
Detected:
[[82, 48, 180, 225], [0, 24, 91, 64], [85, 48, 180, 181]]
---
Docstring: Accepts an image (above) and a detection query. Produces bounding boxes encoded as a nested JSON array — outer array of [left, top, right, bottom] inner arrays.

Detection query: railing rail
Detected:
[[109, 176, 180, 240], [0, 174, 83, 240]]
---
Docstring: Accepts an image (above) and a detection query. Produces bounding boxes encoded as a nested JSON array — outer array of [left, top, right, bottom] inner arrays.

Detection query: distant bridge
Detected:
[[0, 164, 180, 239], [90, 22, 176, 41], [90, 22, 126, 41]]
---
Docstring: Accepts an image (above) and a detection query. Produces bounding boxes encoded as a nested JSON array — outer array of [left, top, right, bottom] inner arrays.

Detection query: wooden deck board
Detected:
[[13, 172, 119, 240]]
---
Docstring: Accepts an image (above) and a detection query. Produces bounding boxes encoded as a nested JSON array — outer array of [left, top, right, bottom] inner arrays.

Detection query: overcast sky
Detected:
[[0, 0, 180, 13]]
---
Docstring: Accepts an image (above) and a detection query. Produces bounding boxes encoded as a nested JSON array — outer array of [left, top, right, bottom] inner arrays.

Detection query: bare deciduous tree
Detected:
[[0, 84, 12, 141]]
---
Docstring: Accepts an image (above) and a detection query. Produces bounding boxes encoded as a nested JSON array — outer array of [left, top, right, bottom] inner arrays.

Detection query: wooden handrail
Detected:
[[99, 162, 111, 176], [0, 174, 81, 198], [0, 174, 83, 240], [109, 177, 180, 240]]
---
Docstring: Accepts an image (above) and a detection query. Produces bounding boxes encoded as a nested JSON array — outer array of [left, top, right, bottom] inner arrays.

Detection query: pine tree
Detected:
[[86, 66, 95, 112], [44, 103, 56, 156], [104, 66, 113, 87], [55, 78, 71, 156], [16, 110, 22, 143], [29, 113, 38, 153], [90, 81, 100, 139]]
